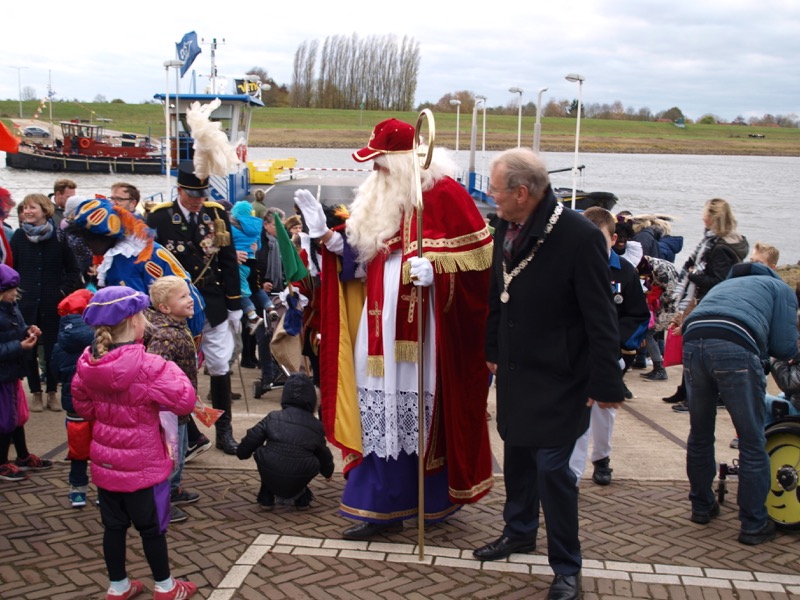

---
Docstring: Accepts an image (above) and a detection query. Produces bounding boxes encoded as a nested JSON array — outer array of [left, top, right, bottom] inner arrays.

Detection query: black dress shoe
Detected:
[[342, 521, 403, 540], [548, 573, 581, 600], [472, 535, 536, 561]]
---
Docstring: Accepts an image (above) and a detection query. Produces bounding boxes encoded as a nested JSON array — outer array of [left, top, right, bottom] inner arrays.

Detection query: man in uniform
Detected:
[[147, 162, 242, 454]]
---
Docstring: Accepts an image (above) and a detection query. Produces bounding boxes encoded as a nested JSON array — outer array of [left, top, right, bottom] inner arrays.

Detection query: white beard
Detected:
[[346, 154, 417, 263]]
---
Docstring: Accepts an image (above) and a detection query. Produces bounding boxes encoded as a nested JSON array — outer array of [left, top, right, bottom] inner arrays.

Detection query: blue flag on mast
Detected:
[[176, 31, 201, 78]]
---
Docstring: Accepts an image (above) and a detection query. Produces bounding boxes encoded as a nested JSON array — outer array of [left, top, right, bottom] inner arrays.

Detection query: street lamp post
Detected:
[[163, 59, 184, 197], [509, 87, 523, 147], [449, 99, 461, 167], [10, 66, 27, 118], [533, 87, 548, 154], [475, 95, 487, 174], [565, 73, 585, 210]]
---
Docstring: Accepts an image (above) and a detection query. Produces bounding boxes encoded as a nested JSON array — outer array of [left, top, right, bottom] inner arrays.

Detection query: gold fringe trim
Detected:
[[402, 243, 494, 284], [449, 474, 495, 500], [394, 341, 418, 363], [366, 355, 384, 377]]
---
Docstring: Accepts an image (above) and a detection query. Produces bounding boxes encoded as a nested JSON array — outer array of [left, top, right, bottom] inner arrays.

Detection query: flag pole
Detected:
[[412, 109, 435, 561]]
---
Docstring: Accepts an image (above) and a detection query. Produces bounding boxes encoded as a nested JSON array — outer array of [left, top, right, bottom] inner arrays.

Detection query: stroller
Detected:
[[252, 292, 306, 399]]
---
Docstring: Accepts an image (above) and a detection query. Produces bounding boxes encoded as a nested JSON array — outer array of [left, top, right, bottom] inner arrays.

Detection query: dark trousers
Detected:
[[0, 426, 30, 464], [27, 340, 57, 393], [503, 441, 581, 575], [99, 480, 171, 582]]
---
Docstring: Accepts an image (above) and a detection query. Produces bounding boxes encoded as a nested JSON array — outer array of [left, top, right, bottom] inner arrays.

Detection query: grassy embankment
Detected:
[[2, 101, 799, 156]]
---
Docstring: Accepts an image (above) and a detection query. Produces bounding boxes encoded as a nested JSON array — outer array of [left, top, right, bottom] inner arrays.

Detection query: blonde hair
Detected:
[[752, 242, 780, 268], [148, 275, 187, 309], [582, 207, 616, 237], [94, 320, 135, 358], [704, 198, 737, 237]]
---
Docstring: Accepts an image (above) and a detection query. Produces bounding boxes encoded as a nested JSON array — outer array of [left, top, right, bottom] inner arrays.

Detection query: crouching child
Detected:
[[236, 373, 334, 510]]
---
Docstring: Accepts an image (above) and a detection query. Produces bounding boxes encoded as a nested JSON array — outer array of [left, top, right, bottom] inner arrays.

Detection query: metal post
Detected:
[[533, 87, 548, 154], [565, 74, 585, 210], [509, 87, 523, 147]]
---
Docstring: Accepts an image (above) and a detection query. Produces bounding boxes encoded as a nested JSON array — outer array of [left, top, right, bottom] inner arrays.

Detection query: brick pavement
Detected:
[[1, 463, 798, 600]]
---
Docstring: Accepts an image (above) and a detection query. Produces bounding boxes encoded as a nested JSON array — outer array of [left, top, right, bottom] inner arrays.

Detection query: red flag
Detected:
[[0, 122, 20, 154]]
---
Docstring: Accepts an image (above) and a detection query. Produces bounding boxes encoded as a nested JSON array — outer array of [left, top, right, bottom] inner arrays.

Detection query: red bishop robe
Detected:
[[319, 175, 494, 504]]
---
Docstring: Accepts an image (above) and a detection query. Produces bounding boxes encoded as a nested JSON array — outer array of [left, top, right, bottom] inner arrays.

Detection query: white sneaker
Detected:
[[247, 316, 263, 335]]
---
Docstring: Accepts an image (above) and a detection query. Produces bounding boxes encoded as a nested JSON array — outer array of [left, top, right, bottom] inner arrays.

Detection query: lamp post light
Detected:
[[10, 66, 27, 118], [533, 87, 548, 154], [449, 99, 461, 166], [565, 73, 585, 210], [509, 87, 523, 147], [475, 94, 487, 174], [163, 59, 184, 197]]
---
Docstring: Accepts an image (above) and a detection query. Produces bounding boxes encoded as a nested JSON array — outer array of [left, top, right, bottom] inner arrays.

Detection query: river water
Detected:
[[1, 149, 797, 265]]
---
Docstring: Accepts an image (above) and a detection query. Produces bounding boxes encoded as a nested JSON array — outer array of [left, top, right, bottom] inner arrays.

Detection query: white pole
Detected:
[[164, 64, 172, 199], [449, 99, 461, 168], [533, 87, 547, 154], [565, 74, 585, 210], [509, 87, 523, 148]]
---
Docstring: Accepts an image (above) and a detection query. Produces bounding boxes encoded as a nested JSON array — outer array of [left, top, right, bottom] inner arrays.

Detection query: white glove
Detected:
[[227, 309, 243, 335], [293, 189, 328, 238], [408, 257, 434, 287]]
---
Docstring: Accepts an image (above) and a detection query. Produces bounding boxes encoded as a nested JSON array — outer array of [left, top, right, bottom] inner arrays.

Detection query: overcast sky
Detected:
[[3, 1, 797, 122]]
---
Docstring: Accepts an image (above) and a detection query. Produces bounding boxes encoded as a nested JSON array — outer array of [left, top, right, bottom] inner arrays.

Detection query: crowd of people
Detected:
[[0, 117, 797, 600]]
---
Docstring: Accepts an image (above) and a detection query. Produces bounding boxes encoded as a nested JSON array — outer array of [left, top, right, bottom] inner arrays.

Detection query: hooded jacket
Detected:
[[72, 343, 196, 493], [687, 233, 749, 298], [50, 314, 95, 412], [0, 300, 28, 383], [684, 262, 798, 361], [236, 374, 334, 496]]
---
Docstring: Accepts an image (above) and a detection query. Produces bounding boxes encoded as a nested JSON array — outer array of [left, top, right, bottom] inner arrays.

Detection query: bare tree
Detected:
[[290, 40, 318, 107]]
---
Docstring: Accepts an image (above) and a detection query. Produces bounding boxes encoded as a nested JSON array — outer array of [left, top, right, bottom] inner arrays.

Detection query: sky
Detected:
[[2, 1, 798, 123]]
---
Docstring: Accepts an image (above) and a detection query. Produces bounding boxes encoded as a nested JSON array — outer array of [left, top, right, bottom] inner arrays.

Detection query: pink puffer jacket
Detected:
[[72, 342, 196, 493]]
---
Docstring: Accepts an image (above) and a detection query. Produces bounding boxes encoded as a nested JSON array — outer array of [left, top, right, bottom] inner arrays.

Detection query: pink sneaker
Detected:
[[106, 579, 143, 600], [153, 580, 197, 600]]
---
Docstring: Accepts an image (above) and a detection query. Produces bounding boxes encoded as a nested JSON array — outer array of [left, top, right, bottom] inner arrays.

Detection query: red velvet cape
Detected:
[[319, 176, 494, 504]]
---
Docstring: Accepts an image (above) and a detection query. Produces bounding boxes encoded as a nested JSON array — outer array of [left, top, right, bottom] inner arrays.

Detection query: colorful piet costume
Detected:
[[318, 123, 494, 526], [69, 198, 205, 337]]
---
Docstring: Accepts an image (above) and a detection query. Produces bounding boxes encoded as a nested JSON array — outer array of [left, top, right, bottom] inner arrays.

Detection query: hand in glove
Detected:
[[408, 256, 434, 287], [293, 189, 328, 238], [227, 309, 243, 335]]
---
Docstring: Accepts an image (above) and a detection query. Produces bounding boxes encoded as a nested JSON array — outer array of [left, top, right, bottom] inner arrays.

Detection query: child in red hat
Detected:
[[51, 289, 96, 506]]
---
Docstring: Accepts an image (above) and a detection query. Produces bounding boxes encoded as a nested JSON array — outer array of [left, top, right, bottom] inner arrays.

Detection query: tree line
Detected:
[[287, 34, 420, 111]]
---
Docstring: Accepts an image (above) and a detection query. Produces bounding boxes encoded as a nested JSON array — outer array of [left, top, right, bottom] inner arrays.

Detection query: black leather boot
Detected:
[[209, 374, 238, 455]]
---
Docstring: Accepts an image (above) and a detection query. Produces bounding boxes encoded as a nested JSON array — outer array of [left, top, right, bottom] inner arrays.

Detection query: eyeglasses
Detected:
[[109, 196, 133, 204], [487, 185, 511, 195]]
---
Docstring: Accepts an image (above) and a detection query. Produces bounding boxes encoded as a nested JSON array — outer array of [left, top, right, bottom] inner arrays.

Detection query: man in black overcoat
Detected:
[[474, 148, 624, 600], [147, 162, 242, 454]]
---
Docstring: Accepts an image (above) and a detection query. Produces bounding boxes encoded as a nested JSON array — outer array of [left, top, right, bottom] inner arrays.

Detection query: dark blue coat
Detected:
[[0, 300, 29, 383], [50, 313, 95, 412]]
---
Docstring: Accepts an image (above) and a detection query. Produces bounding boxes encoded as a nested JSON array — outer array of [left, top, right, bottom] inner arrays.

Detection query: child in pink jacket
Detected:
[[72, 286, 198, 600]]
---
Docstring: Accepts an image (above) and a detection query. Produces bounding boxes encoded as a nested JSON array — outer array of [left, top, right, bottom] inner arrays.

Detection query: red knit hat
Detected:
[[58, 289, 95, 317], [352, 118, 415, 163]]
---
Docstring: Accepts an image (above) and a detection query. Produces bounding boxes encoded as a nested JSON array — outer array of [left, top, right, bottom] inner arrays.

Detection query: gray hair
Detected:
[[264, 207, 285, 225], [490, 148, 550, 199]]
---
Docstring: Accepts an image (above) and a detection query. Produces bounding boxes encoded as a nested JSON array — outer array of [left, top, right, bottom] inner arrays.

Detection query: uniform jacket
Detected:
[[72, 343, 196, 493], [0, 300, 29, 383], [486, 189, 624, 447], [609, 251, 650, 350], [50, 314, 94, 412], [10, 226, 81, 346], [147, 200, 241, 327], [236, 375, 334, 496]]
